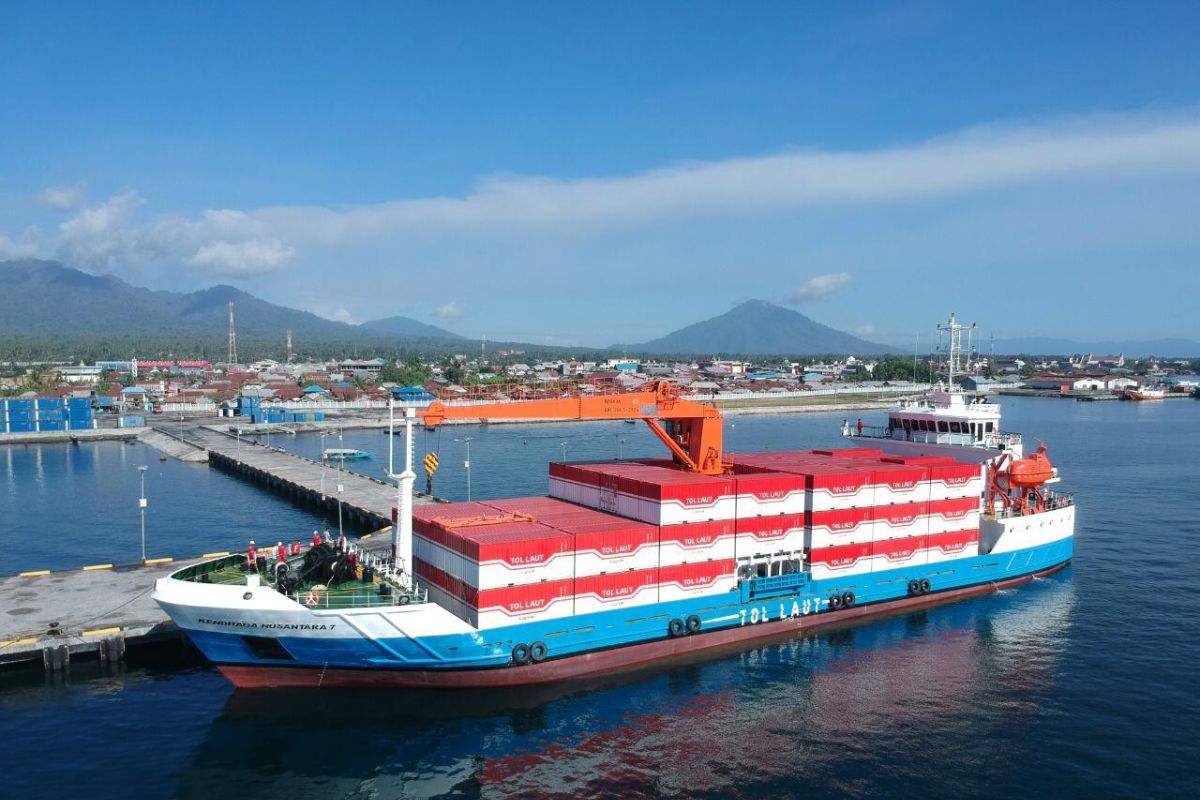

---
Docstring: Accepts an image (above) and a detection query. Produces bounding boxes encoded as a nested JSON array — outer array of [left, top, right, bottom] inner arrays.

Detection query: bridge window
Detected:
[[938, 421, 949, 433]]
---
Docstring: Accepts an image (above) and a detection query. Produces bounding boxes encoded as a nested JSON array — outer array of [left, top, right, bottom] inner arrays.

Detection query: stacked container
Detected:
[[725, 450, 984, 579]]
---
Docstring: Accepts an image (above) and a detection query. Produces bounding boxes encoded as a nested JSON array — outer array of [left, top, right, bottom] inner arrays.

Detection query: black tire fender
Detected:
[[920, 578, 932, 594], [829, 594, 844, 611], [529, 641, 548, 662], [685, 615, 702, 634], [842, 591, 856, 608], [908, 579, 921, 596], [512, 643, 531, 664], [668, 618, 686, 638]]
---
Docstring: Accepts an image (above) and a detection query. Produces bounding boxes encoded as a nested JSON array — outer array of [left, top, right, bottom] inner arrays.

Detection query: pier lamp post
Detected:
[[137, 465, 148, 562], [319, 431, 333, 497], [456, 437, 473, 501], [617, 437, 626, 460], [560, 442, 567, 461]]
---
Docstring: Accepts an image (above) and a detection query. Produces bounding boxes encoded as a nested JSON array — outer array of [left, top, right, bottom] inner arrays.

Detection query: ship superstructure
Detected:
[[153, 382, 1074, 689], [844, 314, 1023, 462]]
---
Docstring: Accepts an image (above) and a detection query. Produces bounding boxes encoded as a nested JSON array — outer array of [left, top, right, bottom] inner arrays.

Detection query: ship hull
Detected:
[[215, 558, 1070, 689], [847, 435, 1018, 463]]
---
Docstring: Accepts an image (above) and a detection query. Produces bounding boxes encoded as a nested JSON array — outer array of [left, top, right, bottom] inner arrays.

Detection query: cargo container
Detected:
[[658, 559, 738, 602], [549, 462, 737, 525], [926, 497, 981, 535], [658, 519, 736, 563], [37, 419, 65, 431], [731, 470, 807, 516], [7, 420, 35, 433], [807, 540, 872, 579], [870, 534, 929, 569], [806, 506, 875, 548], [573, 568, 659, 614], [119, 415, 147, 428], [869, 501, 930, 541], [734, 513, 807, 557], [415, 560, 576, 628], [925, 529, 981, 564]]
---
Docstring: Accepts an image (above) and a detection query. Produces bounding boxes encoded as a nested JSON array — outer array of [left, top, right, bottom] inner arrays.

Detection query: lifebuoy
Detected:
[[397, 594, 411, 605], [304, 590, 319, 607], [529, 641, 548, 662], [842, 591, 856, 608], [829, 594, 844, 610], [668, 618, 685, 638], [512, 643, 531, 664], [920, 578, 932, 594], [686, 615, 702, 633], [908, 579, 921, 596]]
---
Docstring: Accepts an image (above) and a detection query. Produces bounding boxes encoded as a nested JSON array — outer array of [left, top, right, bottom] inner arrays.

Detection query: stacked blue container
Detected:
[[67, 397, 94, 430], [7, 399, 35, 433]]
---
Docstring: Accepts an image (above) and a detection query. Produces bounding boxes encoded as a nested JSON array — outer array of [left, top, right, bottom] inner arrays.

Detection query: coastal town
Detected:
[[2, 347, 1198, 431]]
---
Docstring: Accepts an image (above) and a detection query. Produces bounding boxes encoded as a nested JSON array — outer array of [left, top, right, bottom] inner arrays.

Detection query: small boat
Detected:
[[321, 448, 371, 461], [1126, 386, 1165, 401]]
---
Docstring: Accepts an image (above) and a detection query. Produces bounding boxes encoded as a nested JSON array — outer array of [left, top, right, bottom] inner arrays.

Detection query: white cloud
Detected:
[[55, 191, 143, 270], [855, 324, 875, 336], [330, 307, 354, 324], [0, 229, 41, 259], [189, 239, 294, 276], [784, 272, 853, 303], [433, 301, 463, 319], [38, 182, 88, 212], [218, 113, 1200, 244]]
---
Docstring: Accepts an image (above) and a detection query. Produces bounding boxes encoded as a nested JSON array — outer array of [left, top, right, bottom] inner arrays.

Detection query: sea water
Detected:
[[1, 396, 1197, 798]]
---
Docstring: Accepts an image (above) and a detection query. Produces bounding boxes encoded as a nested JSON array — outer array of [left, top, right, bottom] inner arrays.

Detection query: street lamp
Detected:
[[456, 437, 473, 501], [617, 437, 626, 459], [319, 431, 333, 497], [336, 430, 345, 538], [560, 442, 567, 461], [137, 465, 148, 562]]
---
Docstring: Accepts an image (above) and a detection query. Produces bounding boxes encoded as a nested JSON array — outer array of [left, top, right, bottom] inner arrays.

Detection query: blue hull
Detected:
[[187, 536, 1073, 675]]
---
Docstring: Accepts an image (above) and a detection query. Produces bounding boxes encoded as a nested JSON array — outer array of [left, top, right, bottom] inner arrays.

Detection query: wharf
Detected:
[[1, 423, 436, 670], [0, 532, 400, 669], [165, 424, 441, 528]]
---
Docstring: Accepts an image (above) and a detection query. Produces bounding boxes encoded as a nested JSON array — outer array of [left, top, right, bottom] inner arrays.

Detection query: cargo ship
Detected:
[[153, 383, 1075, 689], [844, 314, 1022, 463]]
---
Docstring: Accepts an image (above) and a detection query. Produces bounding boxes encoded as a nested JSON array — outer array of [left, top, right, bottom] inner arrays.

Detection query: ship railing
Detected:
[[989, 491, 1074, 519]]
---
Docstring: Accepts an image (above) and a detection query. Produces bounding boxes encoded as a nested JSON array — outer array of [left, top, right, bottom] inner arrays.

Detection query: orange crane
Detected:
[[421, 380, 727, 475]]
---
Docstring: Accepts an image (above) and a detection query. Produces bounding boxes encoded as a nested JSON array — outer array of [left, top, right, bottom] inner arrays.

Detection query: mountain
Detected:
[[620, 300, 898, 356], [0, 259, 500, 361], [992, 337, 1200, 358], [359, 315, 463, 339]]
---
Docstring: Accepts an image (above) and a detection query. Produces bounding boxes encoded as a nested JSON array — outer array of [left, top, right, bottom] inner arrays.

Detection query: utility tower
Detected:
[[286, 329, 293, 363], [227, 301, 237, 365]]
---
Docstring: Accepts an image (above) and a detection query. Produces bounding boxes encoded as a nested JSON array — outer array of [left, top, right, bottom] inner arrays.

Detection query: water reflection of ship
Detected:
[[173, 573, 1075, 799]]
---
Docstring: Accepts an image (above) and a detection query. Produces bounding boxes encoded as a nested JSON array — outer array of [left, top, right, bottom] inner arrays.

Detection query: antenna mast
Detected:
[[286, 329, 293, 363], [936, 313, 976, 386], [227, 301, 237, 365]]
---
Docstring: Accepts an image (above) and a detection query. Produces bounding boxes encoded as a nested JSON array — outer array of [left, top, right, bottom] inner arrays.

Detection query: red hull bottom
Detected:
[[219, 561, 1069, 689]]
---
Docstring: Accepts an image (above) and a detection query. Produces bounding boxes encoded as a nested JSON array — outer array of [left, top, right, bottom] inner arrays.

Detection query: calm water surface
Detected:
[[2, 397, 1198, 798]]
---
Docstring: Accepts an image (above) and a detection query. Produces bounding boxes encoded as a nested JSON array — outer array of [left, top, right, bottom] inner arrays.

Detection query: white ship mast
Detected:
[[937, 313, 976, 386]]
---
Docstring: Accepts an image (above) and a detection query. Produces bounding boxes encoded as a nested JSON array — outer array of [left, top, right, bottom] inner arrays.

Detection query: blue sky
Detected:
[[2, 2, 1199, 347]]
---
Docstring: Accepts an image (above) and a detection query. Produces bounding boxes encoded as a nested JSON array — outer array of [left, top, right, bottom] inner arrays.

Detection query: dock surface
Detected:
[[1, 423, 434, 669]]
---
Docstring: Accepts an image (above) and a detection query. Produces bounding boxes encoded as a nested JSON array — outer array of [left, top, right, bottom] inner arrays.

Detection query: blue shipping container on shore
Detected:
[[38, 419, 65, 431], [8, 421, 35, 433]]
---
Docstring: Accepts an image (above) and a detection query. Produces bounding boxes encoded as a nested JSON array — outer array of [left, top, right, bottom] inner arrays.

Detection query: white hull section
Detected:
[[848, 436, 1021, 464]]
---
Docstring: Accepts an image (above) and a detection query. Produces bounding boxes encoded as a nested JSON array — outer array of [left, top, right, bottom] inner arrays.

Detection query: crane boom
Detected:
[[421, 381, 726, 475]]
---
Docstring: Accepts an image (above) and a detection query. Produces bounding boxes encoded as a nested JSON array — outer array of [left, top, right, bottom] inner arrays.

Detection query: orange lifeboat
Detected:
[[1007, 445, 1054, 488]]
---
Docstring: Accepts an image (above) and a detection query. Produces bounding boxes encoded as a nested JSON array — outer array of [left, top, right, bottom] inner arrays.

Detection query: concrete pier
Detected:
[[0, 423, 439, 670]]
